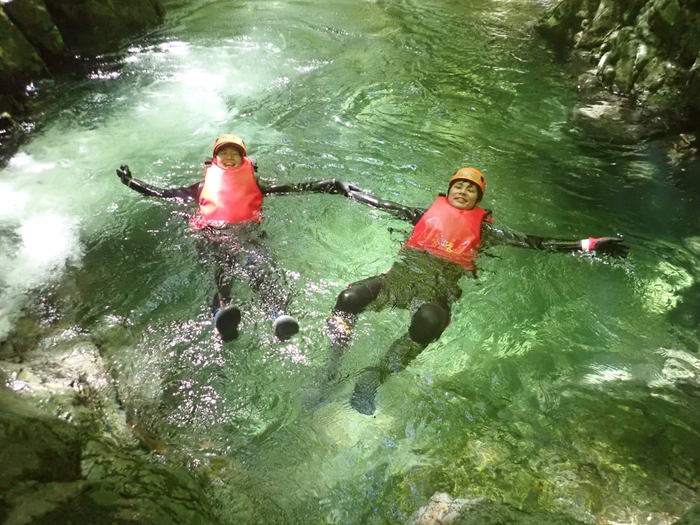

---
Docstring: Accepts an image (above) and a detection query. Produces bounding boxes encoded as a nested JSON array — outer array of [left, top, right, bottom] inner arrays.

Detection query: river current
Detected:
[[1, 0, 699, 523]]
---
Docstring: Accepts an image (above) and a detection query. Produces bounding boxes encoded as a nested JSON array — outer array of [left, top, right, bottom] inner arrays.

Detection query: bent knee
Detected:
[[409, 303, 450, 345], [334, 286, 374, 314]]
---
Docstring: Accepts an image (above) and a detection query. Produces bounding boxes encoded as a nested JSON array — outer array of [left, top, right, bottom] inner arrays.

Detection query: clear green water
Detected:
[[2, 0, 700, 523]]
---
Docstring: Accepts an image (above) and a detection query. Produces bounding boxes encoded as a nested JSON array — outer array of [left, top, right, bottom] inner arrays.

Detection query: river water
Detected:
[[2, 0, 700, 523]]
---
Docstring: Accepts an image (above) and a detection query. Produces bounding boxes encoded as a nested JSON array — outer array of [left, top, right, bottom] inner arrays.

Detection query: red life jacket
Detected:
[[403, 196, 490, 268], [189, 157, 263, 229]]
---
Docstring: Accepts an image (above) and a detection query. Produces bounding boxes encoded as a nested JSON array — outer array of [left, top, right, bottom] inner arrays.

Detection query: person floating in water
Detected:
[[116, 133, 356, 342], [325, 167, 628, 414]]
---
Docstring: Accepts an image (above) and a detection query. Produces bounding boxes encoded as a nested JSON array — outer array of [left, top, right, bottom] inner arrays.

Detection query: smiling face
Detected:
[[447, 180, 480, 210], [215, 145, 243, 168]]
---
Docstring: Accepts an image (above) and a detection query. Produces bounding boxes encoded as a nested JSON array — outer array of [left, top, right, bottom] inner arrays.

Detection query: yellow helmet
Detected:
[[213, 134, 247, 157], [449, 167, 486, 198]]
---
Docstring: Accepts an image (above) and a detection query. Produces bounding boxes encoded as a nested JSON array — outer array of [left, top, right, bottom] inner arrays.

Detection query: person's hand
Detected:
[[583, 237, 629, 257], [116, 165, 133, 185], [333, 179, 361, 195]]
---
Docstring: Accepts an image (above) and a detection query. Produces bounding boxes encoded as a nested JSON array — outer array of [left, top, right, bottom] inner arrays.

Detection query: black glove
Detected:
[[116, 165, 133, 186], [333, 179, 361, 196], [583, 237, 629, 258]]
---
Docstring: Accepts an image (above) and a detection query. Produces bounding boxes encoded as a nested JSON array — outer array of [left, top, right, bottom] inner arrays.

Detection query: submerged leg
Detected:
[[349, 300, 451, 414], [203, 230, 295, 341], [212, 251, 241, 342], [316, 334, 351, 385], [327, 275, 385, 347], [349, 335, 424, 415], [326, 311, 356, 350], [305, 274, 386, 403], [238, 242, 300, 340], [349, 367, 384, 415], [408, 299, 451, 346]]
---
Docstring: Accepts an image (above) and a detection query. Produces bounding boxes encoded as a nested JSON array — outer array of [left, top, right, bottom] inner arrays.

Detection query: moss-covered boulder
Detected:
[[536, 0, 700, 125], [2, 0, 67, 62]]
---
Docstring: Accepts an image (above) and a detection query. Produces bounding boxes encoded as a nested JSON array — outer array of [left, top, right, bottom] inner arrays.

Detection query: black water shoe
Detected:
[[272, 314, 299, 341], [350, 369, 382, 415], [215, 305, 241, 342]]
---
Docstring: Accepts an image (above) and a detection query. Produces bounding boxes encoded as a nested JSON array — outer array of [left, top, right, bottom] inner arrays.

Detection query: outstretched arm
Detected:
[[259, 178, 360, 196], [481, 221, 629, 257], [116, 165, 200, 202], [345, 189, 426, 225], [259, 178, 426, 223]]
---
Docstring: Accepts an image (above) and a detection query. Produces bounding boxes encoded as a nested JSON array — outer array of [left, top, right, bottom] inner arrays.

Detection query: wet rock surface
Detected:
[[537, 0, 700, 136], [0, 6, 48, 106], [406, 492, 589, 525], [42, 0, 165, 54], [407, 492, 700, 525], [0, 320, 222, 525], [3, 0, 67, 62]]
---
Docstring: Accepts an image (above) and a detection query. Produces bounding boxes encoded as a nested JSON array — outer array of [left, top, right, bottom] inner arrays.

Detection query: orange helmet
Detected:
[[449, 167, 486, 198], [213, 134, 247, 157]]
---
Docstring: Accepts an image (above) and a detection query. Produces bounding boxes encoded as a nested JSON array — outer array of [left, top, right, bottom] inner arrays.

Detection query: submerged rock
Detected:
[[1, 325, 128, 434], [0, 387, 82, 489], [407, 492, 589, 525], [673, 504, 700, 525], [408, 492, 697, 525], [668, 133, 698, 165], [0, 323, 222, 525]]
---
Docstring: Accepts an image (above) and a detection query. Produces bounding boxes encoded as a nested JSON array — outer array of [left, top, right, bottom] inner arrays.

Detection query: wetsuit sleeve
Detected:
[[258, 178, 360, 196], [480, 221, 629, 256], [126, 179, 202, 202], [344, 190, 425, 225], [257, 177, 426, 223]]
